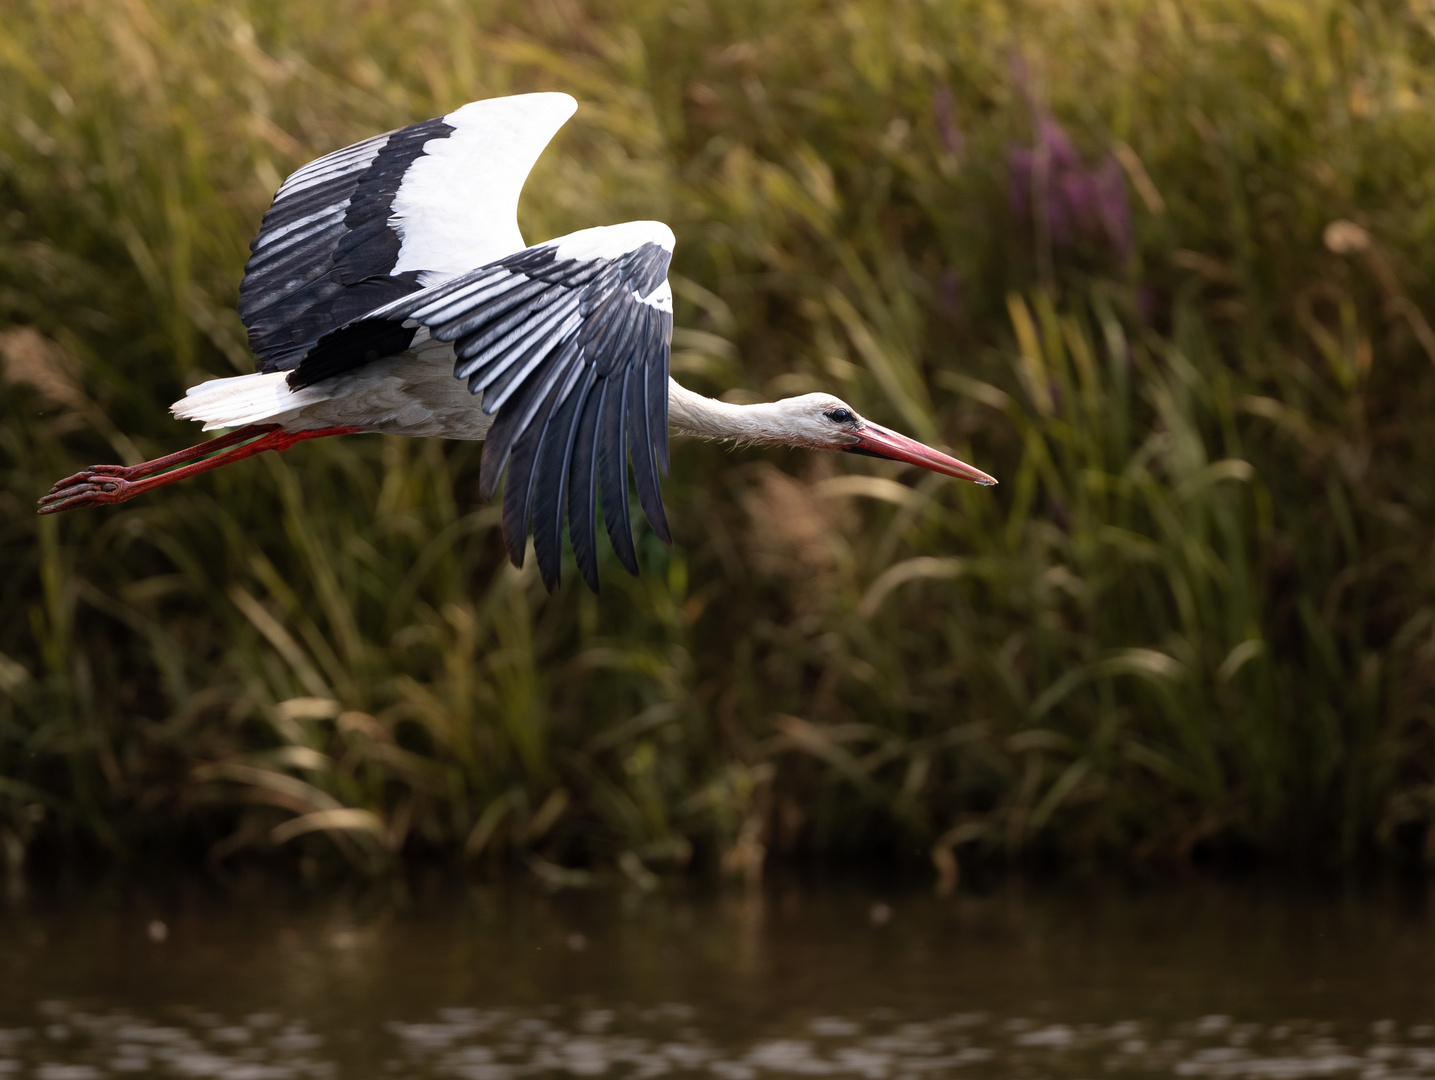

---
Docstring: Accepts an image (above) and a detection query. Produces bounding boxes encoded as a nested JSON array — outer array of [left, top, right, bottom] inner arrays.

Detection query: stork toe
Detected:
[[37, 472, 133, 514], [47, 463, 131, 494]]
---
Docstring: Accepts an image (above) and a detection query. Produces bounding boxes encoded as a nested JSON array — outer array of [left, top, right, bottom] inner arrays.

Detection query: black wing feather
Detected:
[[239, 116, 453, 375], [500, 361, 583, 566], [532, 369, 597, 590], [445, 278, 553, 351], [482, 338, 581, 501], [589, 293, 639, 375], [626, 357, 671, 545], [317, 231, 674, 591], [599, 369, 639, 575], [567, 380, 607, 591], [478, 304, 580, 410], [646, 313, 671, 475]]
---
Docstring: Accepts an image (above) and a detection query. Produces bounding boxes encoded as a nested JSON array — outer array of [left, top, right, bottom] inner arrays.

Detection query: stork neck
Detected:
[[666, 379, 792, 444]]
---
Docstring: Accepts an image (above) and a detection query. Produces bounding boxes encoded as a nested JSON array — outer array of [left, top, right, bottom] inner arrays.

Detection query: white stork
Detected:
[[38, 93, 996, 590]]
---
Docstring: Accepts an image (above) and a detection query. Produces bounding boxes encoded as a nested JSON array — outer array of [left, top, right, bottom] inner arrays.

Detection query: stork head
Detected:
[[774, 393, 997, 486]]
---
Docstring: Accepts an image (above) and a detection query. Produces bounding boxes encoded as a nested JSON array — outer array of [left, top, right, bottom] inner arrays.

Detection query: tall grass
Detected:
[[2, 0, 1435, 880]]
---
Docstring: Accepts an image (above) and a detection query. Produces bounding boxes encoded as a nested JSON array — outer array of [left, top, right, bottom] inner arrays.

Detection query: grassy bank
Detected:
[[2, 0, 1435, 881]]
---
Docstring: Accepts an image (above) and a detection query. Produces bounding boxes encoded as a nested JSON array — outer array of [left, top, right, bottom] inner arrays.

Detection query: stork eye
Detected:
[[825, 408, 855, 424]]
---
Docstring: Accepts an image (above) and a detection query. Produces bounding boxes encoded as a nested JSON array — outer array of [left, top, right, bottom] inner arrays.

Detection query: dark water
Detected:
[[3, 876, 1435, 1079]]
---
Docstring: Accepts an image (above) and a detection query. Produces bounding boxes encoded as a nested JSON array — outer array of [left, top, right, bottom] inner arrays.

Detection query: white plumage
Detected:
[[390, 94, 577, 281], [174, 340, 492, 441]]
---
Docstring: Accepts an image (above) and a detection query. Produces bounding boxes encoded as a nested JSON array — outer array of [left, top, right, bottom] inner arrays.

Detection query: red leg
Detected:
[[45, 424, 281, 494], [37, 425, 362, 514]]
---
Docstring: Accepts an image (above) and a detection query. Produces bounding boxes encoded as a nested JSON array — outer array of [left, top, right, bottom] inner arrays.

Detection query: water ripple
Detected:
[[3, 1003, 1435, 1079]]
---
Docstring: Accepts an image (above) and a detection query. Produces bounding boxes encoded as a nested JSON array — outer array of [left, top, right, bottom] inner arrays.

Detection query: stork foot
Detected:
[[46, 463, 135, 495], [37, 470, 139, 514]]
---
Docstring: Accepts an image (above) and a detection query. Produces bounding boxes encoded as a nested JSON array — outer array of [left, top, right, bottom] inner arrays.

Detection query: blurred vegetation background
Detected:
[[2, 0, 1435, 883]]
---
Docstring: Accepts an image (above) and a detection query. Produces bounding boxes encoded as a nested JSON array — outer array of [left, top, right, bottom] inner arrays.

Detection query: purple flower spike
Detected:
[[1038, 114, 1082, 174], [1007, 109, 1133, 265]]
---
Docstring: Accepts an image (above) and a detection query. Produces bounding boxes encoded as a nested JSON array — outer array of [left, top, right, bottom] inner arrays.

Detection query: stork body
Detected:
[[39, 93, 995, 590]]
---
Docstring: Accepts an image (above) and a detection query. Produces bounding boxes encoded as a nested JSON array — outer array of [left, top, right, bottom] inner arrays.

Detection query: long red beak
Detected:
[[849, 422, 998, 486]]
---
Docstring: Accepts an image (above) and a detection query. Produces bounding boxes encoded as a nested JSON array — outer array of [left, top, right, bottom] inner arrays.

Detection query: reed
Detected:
[[2, 0, 1434, 879]]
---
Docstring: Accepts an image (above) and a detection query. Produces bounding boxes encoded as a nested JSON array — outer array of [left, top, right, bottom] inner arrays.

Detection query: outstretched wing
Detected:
[[305, 221, 675, 592], [238, 93, 577, 375]]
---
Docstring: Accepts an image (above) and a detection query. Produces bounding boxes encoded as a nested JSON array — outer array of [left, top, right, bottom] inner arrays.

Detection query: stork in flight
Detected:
[[38, 93, 996, 590]]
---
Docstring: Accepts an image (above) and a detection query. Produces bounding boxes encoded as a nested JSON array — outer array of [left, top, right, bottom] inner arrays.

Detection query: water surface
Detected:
[[2, 877, 1433, 1079]]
